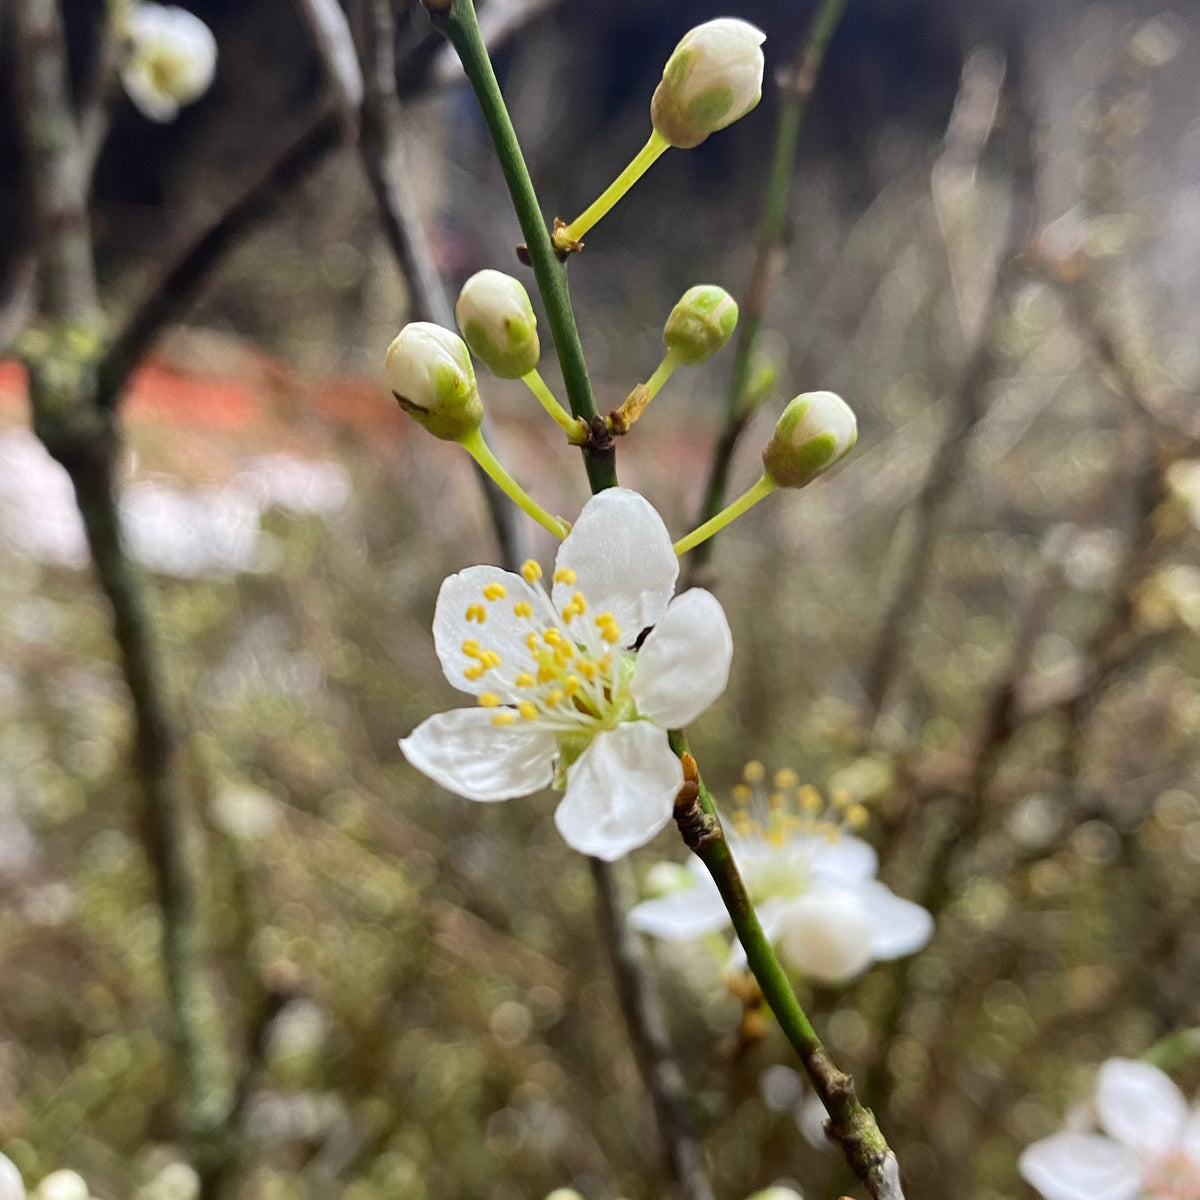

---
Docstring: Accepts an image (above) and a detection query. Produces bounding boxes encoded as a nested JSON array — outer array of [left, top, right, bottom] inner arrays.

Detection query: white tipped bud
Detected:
[[651, 19, 766, 149], [543, 1192, 585, 1200], [761, 391, 857, 489], [121, 4, 218, 123], [663, 285, 738, 365], [775, 892, 875, 985], [455, 269, 540, 379], [385, 322, 482, 442]]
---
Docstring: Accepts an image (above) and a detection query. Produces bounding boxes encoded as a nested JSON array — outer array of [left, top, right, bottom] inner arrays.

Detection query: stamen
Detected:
[[600, 623, 621, 644], [478, 693, 501, 707], [554, 567, 577, 585], [743, 761, 765, 784], [542, 630, 562, 646], [518, 701, 537, 721], [846, 803, 869, 831], [774, 768, 799, 789], [479, 651, 502, 670], [513, 601, 533, 619], [798, 785, 822, 815], [491, 712, 516, 726], [546, 689, 564, 706], [483, 582, 507, 601], [565, 676, 580, 696], [521, 560, 543, 584], [461, 639, 481, 657], [465, 604, 487, 624], [514, 672, 534, 688], [463, 665, 485, 681]]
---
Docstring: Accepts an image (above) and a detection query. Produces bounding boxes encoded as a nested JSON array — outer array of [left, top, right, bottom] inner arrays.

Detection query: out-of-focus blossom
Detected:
[[121, 4, 217, 123], [1020, 1057, 1200, 1200]]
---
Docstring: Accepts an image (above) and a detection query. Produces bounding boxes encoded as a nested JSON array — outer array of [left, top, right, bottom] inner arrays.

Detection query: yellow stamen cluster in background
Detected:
[[729, 761, 870, 846], [455, 567, 625, 729]]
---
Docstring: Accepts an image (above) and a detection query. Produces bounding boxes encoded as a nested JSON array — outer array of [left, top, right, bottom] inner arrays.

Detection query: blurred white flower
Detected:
[[121, 4, 217, 123], [0, 1153, 24, 1200], [400, 488, 733, 861], [34, 1172, 89, 1200], [630, 769, 932, 985], [1019, 1057, 1200, 1200]]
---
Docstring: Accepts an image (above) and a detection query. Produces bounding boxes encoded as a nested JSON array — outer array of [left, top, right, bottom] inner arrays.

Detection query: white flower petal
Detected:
[[728, 897, 787, 971], [433, 565, 542, 698], [858, 881, 934, 960], [123, 4, 217, 122], [630, 588, 732, 727], [628, 877, 729, 939], [775, 890, 875, 985], [802, 834, 879, 883], [1096, 1058, 1189, 1156], [1018, 1133, 1142, 1200], [552, 488, 678, 642], [1181, 1107, 1200, 1164], [554, 723, 682, 860], [400, 707, 556, 801]]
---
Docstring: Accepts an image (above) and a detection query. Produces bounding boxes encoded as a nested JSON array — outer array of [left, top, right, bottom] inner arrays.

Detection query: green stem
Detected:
[[668, 732, 903, 1200], [685, 0, 849, 581], [428, 0, 617, 492], [460, 427, 570, 539], [645, 349, 679, 402], [523, 368, 584, 441], [559, 130, 670, 246], [672, 473, 775, 557]]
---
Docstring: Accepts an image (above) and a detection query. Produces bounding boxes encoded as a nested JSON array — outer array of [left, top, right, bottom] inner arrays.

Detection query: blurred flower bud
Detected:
[[663, 285, 738, 365], [385, 323, 483, 442], [651, 19, 765, 149], [35, 1173, 88, 1200], [455, 269, 540, 379], [136, 1163, 199, 1200], [761, 391, 857, 489], [121, 4, 217, 123], [0, 1154, 23, 1200], [544, 1191, 585, 1200], [746, 1190, 806, 1200]]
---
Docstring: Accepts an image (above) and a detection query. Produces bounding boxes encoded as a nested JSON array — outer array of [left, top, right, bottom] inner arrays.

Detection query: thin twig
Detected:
[[684, 0, 849, 586]]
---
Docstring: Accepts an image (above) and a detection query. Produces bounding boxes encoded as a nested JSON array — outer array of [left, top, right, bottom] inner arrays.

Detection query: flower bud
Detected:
[[663, 285, 738, 365], [651, 19, 766, 149], [35, 1173, 88, 1200], [455, 269, 540, 379], [761, 391, 857, 490], [385, 323, 482, 442], [121, 4, 218, 123]]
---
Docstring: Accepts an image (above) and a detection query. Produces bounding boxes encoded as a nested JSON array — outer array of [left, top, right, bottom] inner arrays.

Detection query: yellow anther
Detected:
[[831, 787, 852, 810], [768, 790, 785, 810], [571, 591, 587, 611], [595, 611, 615, 627], [554, 647, 573, 669], [542, 629, 562, 646], [537, 666, 555, 684], [577, 659, 596, 680], [565, 676, 580, 696], [491, 712, 516, 726], [731, 783, 752, 807], [597, 654, 611, 672], [479, 650, 502, 670], [478, 693, 501, 707], [846, 803, 870, 831], [554, 567, 577, 585], [521, 559, 543, 584], [546, 689, 564, 706], [483, 582, 507, 602], [742, 761, 765, 784], [463, 665, 485, 681], [773, 768, 799, 789], [461, 639, 481, 658], [798, 785, 823, 814], [514, 672, 534, 688], [526, 632, 539, 652], [518, 701, 538, 721], [600, 623, 621, 644], [465, 604, 487, 624], [513, 601, 533, 619]]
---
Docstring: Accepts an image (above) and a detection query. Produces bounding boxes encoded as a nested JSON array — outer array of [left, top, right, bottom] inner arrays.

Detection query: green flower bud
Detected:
[[455, 269, 540, 379], [663, 285, 739, 365], [385, 322, 482, 442], [651, 18, 766, 150], [762, 391, 858, 489]]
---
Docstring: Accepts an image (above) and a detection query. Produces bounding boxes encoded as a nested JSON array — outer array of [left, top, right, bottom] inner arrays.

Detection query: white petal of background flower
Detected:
[[552, 488, 677, 641], [627, 877, 728, 939], [857, 881, 935, 959], [775, 890, 875, 985], [0, 1152, 23, 1200], [1181, 1107, 1200, 1165], [1018, 1132, 1142, 1200], [630, 587, 732, 727], [802, 834, 879, 884], [1096, 1058, 1189, 1158], [554, 722, 682, 860], [433, 565, 541, 699], [400, 708, 557, 801]]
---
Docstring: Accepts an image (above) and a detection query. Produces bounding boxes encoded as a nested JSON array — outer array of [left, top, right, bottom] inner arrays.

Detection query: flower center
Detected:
[[461, 559, 631, 734], [1143, 1151, 1200, 1200]]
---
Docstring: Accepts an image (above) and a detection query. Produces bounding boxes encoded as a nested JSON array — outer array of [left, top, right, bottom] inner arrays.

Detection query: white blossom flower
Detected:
[[121, 4, 217, 123], [0, 1153, 24, 1200], [400, 488, 733, 861], [629, 767, 932, 985], [1019, 1058, 1200, 1200]]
